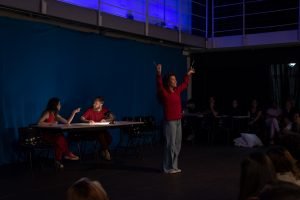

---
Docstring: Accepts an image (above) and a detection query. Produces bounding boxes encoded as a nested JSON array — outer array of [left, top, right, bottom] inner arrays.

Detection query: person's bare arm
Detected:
[[38, 111, 55, 125], [57, 108, 81, 124], [81, 116, 95, 124]]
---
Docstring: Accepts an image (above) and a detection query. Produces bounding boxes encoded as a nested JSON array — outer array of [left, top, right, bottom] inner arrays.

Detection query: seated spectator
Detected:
[[67, 177, 109, 200], [266, 146, 300, 186], [182, 99, 198, 142], [201, 96, 219, 129], [265, 102, 281, 144], [291, 111, 300, 133], [281, 98, 297, 131], [279, 111, 300, 159], [257, 181, 300, 200], [247, 99, 263, 136], [205, 96, 218, 118], [238, 152, 277, 200], [228, 99, 242, 116], [38, 97, 80, 168]]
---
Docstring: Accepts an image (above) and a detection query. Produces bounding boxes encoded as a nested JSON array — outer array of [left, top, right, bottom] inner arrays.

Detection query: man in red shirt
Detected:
[[81, 96, 114, 160], [156, 64, 195, 173]]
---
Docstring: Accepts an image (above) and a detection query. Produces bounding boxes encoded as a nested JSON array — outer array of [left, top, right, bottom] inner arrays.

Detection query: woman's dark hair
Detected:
[[67, 177, 109, 200], [266, 146, 294, 174], [40, 97, 60, 117], [259, 181, 300, 200], [45, 97, 60, 112]]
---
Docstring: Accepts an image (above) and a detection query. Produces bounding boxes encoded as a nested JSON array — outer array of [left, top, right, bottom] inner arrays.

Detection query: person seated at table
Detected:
[[228, 99, 242, 116], [182, 99, 198, 142], [265, 101, 282, 145], [38, 97, 80, 168], [81, 96, 114, 161], [248, 99, 264, 137], [281, 98, 297, 131], [201, 96, 221, 141], [227, 99, 244, 138], [205, 96, 218, 118]]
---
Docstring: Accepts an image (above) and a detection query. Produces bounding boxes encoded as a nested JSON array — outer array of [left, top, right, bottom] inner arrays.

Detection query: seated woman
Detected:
[[38, 97, 80, 168], [81, 96, 114, 161], [257, 181, 300, 200], [248, 99, 263, 136], [281, 98, 297, 131], [266, 146, 300, 186], [228, 99, 242, 116], [265, 102, 282, 144]]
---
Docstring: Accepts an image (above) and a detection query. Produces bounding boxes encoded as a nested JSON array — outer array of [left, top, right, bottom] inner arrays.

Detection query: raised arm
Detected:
[[57, 108, 81, 124], [177, 67, 195, 92], [156, 64, 166, 95]]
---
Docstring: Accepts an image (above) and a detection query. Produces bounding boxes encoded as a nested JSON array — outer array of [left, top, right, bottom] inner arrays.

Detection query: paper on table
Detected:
[[72, 122, 110, 126]]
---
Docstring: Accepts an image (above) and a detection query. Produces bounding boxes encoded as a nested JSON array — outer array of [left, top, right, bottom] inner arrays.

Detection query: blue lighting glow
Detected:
[[59, 0, 191, 32]]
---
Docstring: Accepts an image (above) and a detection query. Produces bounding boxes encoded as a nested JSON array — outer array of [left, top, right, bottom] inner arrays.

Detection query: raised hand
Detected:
[[72, 108, 81, 115], [156, 64, 162, 75], [187, 67, 195, 76]]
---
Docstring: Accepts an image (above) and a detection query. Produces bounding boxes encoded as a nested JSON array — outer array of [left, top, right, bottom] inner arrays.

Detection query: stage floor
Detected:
[[0, 144, 259, 200]]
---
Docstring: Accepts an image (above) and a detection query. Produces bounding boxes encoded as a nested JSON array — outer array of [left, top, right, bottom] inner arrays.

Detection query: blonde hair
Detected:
[[67, 178, 109, 200]]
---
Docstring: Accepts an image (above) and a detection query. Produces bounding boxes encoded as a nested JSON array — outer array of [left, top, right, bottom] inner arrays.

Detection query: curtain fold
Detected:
[[269, 64, 299, 107]]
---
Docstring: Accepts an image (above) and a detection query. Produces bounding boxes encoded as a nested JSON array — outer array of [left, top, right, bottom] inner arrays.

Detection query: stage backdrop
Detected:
[[0, 17, 187, 165]]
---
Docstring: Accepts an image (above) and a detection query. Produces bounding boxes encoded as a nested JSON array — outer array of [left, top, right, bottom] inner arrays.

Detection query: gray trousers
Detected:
[[163, 120, 182, 172]]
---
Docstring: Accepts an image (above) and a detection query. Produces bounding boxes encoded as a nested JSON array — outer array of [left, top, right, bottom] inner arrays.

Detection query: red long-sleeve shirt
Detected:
[[157, 74, 190, 121]]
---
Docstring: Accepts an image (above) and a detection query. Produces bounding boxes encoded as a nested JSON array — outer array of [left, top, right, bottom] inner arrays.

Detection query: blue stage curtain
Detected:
[[0, 17, 187, 165]]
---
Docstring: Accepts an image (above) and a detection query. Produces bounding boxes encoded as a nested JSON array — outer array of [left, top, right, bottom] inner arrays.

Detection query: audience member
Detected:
[[265, 101, 281, 144], [280, 111, 300, 159], [281, 98, 297, 131], [238, 152, 277, 200], [205, 96, 218, 118], [67, 177, 109, 200], [247, 99, 263, 136], [266, 146, 300, 186], [228, 99, 242, 116], [183, 99, 198, 142], [257, 181, 300, 200]]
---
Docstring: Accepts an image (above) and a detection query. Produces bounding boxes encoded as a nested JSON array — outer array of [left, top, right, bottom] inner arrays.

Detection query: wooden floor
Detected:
[[0, 143, 259, 200]]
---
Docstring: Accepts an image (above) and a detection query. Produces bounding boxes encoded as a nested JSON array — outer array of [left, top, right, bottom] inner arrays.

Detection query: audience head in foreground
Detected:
[[67, 177, 109, 200], [256, 181, 300, 200], [238, 152, 277, 200]]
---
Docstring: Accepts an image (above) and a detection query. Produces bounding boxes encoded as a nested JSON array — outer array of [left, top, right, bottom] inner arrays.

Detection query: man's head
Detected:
[[93, 96, 104, 110], [167, 73, 177, 89]]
